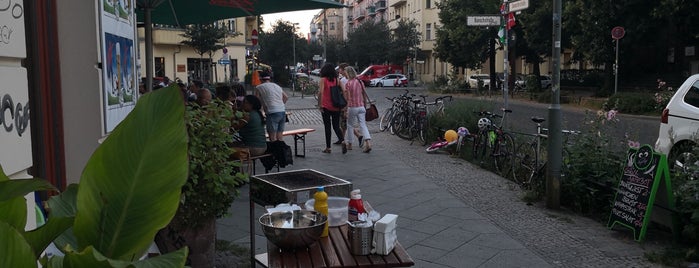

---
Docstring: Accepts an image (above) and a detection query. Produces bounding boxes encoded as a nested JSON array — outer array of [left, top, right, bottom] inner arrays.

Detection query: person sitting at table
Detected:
[[231, 95, 268, 158]]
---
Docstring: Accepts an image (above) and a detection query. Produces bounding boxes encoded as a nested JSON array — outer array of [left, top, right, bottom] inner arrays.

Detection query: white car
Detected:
[[515, 75, 552, 90], [655, 74, 699, 172], [468, 74, 491, 88], [310, 69, 321, 76], [369, 74, 408, 87]]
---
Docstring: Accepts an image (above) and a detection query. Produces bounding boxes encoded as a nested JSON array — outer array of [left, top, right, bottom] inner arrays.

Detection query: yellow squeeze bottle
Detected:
[[313, 186, 329, 237]]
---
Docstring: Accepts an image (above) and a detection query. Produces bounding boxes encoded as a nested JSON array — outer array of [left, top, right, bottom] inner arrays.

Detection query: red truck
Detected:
[[356, 65, 404, 86]]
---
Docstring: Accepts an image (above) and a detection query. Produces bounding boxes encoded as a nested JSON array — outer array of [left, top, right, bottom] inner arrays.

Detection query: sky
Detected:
[[262, 10, 322, 38]]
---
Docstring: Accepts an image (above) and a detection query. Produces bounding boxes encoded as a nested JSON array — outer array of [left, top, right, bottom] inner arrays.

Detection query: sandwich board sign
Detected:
[[607, 144, 677, 242]]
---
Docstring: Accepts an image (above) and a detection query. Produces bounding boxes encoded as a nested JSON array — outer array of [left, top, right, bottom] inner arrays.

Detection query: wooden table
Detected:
[[255, 225, 414, 268]]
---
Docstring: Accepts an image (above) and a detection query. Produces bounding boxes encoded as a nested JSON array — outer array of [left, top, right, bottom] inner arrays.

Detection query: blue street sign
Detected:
[[218, 59, 231, 65]]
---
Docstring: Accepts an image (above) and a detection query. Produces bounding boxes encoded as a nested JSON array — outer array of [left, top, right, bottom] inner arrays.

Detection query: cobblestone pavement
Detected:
[[216, 91, 671, 267], [289, 94, 668, 267]]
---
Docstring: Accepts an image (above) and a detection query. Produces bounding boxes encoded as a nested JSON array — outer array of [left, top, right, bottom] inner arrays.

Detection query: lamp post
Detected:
[[292, 23, 299, 95]]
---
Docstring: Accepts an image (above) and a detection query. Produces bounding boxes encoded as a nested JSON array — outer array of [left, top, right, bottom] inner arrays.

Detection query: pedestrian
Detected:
[[255, 71, 288, 141], [317, 63, 344, 153], [231, 81, 246, 108], [342, 66, 372, 153], [231, 95, 268, 158], [338, 63, 363, 147], [215, 84, 235, 109]]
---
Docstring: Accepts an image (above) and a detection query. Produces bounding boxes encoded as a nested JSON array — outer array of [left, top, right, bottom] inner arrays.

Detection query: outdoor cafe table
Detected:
[[255, 224, 415, 268]]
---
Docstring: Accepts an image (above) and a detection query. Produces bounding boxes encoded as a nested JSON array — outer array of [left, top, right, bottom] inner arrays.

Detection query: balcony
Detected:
[[368, 6, 376, 16], [390, 0, 406, 7], [355, 10, 366, 20], [376, 0, 387, 11]]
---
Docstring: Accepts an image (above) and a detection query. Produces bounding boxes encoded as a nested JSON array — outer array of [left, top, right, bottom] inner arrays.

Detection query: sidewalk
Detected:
[[215, 88, 664, 267]]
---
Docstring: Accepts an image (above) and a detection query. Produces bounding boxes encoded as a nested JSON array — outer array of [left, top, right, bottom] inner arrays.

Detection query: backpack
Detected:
[[267, 140, 293, 168], [329, 80, 347, 108]]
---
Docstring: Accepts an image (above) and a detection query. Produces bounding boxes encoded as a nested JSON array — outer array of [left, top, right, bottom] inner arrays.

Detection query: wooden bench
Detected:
[[267, 128, 316, 157]]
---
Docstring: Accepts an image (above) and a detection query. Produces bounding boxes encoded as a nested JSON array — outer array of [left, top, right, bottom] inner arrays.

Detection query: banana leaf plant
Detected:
[[0, 86, 189, 267]]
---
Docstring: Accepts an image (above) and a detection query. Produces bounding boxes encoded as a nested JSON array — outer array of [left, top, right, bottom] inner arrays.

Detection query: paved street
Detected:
[[215, 87, 668, 267]]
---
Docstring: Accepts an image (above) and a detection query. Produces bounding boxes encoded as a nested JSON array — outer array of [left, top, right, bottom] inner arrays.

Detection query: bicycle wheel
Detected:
[[379, 108, 394, 132], [393, 112, 412, 140], [514, 140, 538, 187], [493, 133, 516, 180], [417, 116, 429, 146], [472, 129, 488, 161]]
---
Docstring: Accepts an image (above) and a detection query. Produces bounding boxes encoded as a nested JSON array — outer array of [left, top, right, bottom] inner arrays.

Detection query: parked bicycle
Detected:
[[471, 109, 516, 178], [379, 90, 413, 133], [392, 93, 430, 145], [513, 117, 580, 189]]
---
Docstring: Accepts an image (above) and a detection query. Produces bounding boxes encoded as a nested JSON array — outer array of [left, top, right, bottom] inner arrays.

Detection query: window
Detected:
[[684, 82, 699, 108], [426, 23, 432, 40], [426, 0, 431, 9], [330, 22, 335, 30], [154, 57, 165, 77], [228, 19, 236, 32]]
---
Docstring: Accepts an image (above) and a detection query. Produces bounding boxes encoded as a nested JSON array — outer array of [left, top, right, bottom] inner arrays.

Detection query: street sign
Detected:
[[611, 26, 625, 40], [251, 29, 258, 45], [467, 16, 501, 26], [218, 59, 230, 65], [509, 0, 529, 12]]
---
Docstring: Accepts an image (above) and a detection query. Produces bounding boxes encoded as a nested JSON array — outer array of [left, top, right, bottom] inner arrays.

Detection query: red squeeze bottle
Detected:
[[348, 189, 366, 222]]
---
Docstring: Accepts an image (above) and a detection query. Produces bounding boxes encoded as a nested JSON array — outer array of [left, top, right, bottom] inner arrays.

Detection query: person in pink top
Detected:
[[317, 63, 344, 153], [342, 66, 372, 153]]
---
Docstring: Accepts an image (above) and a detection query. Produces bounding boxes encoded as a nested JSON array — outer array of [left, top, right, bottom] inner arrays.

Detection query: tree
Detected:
[[346, 20, 391, 68], [389, 19, 421, 66], [435, 0, 500, 70], [259, 21, 296, 86], [181, 24, 226, 82]]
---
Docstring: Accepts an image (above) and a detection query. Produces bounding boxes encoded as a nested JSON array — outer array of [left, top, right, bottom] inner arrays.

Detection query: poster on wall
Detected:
[[0, 0, 27, 58], [0, 67, 32, 175], [100, 0, 137, 133]]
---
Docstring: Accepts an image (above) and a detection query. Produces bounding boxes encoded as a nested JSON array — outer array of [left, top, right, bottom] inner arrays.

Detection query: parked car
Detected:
[[655, 74, 699, 173], [311, 69, 321, 76], [294, 72, 309, 79], [515, 75, 552, 90], [369, 74, 408, 87], [468, 74, 491, 88], [357, 65, 404, 86]]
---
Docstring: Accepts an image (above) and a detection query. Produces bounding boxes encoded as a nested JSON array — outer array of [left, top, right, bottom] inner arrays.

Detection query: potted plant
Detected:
[[0, 86, 189, 267], [157, 97, 248, 267]]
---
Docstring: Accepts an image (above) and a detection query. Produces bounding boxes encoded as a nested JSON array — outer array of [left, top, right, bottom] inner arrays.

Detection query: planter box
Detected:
[[251, 169, 352, 206]]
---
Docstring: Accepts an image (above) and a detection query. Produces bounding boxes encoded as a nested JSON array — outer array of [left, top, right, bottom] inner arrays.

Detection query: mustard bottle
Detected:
[[313, 186, 329, 237]]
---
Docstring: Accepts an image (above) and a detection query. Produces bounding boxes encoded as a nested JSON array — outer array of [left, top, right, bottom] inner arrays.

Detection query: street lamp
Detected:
[[292, 23, 299, 95]]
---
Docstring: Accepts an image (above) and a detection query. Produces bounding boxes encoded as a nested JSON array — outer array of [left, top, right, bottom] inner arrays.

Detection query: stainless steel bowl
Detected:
[[259, 210, 328, 249]]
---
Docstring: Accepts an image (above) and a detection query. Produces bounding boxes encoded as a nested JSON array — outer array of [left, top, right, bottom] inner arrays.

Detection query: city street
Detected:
[[216, 86, 669, 267]]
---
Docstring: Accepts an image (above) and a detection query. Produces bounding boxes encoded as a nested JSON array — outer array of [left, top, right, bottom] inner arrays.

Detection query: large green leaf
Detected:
[[0, 164, 9, 181], [0, 196, 28, 231], [130, 247, 188, 268], [52, 246, 187, 268], [48, 184, 79, 251], [23, 216, 74, 258], [0, 221, 37, 268], [0, 178, 56, 202], [73, 86, 188, 260]]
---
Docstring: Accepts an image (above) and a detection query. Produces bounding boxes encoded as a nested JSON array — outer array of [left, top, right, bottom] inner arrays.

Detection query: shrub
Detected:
[[605, 92, 656, 114], [563, 110, 626, 217], [427, 98, 494, 142], [671, 146, 699, 262]]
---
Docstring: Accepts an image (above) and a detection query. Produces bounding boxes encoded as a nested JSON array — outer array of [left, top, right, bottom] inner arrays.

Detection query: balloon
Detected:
[[444, 130, 458, 143]]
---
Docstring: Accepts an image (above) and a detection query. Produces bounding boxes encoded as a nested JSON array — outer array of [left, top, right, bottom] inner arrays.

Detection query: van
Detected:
[[655, 74, 699, 172], [357, 65, 404, 86]]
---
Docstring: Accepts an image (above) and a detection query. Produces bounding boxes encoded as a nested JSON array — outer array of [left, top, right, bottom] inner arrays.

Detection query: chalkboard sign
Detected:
[[607, 144, 674, 241]]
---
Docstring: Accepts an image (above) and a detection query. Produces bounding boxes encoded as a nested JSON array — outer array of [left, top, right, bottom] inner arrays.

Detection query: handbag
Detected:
[[365, 104, 379, 121], [359, 79, 378, 121], [330, 80, 347, 108]]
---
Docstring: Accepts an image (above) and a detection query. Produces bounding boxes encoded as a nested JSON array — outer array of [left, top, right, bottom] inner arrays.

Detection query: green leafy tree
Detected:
[[389, 19, 421, 65], [180, 24, 227, 81], [346, 20, 391, 68], [259, 21, 296, 86], [435, 0, 499, 70]]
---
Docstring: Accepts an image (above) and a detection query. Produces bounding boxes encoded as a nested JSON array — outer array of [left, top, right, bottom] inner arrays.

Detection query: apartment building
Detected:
[[136, 17, 251, 85], [386, 0, 449, 82]]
